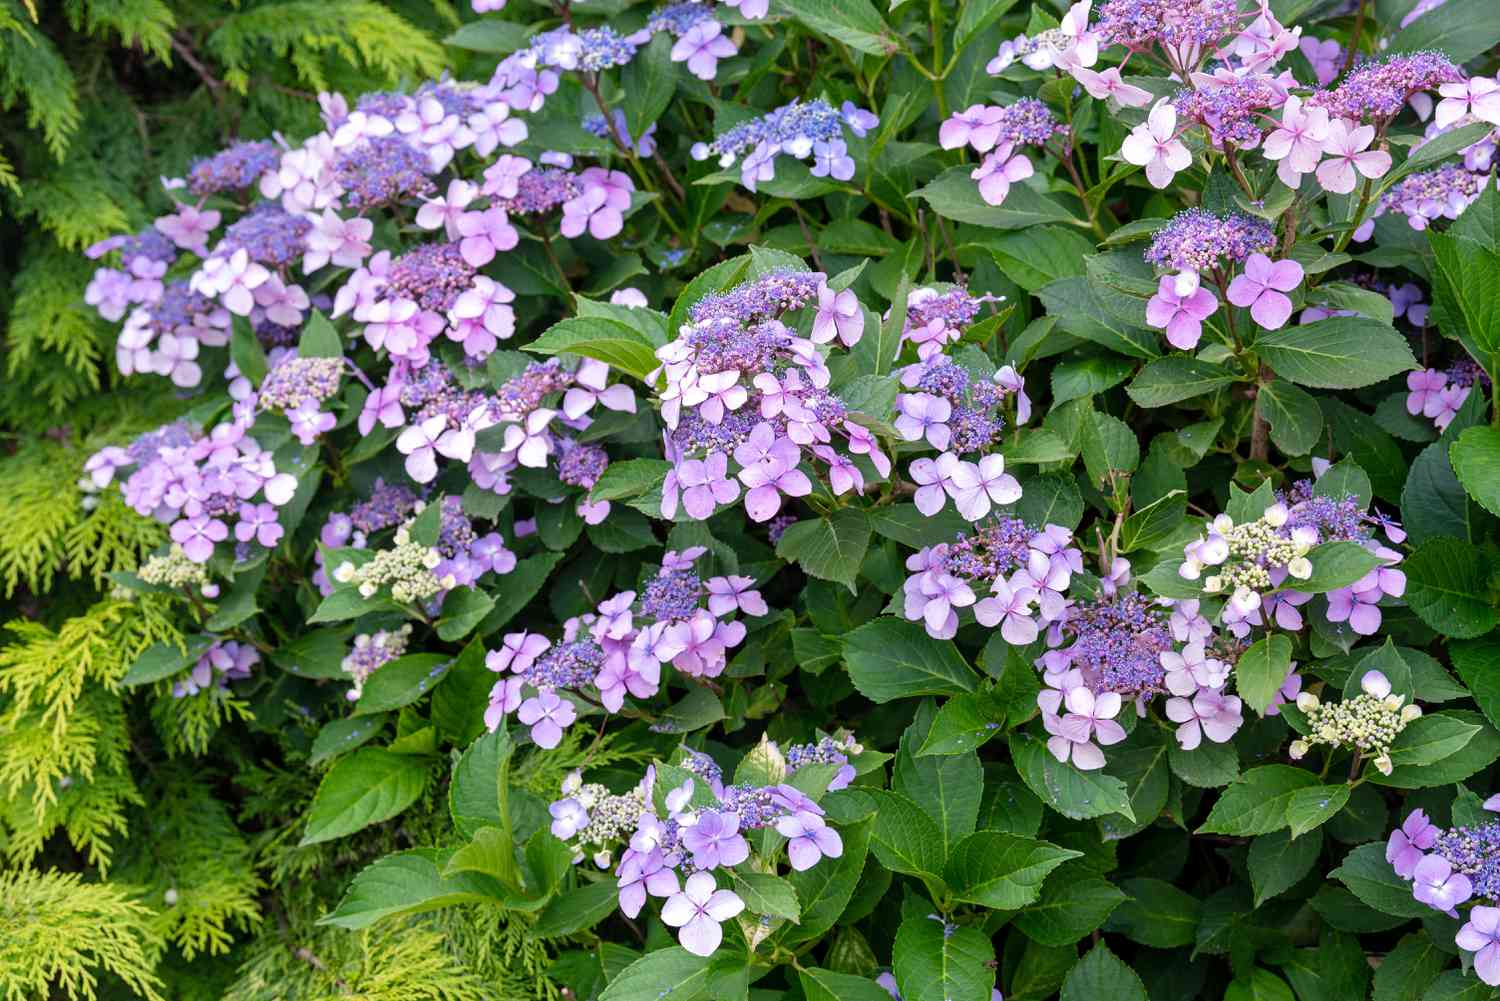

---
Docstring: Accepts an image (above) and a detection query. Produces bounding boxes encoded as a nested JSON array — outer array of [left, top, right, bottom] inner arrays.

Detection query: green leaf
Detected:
[[587, 507, 658, 553], [913, 167, 1080, 230], [1002, 471, 1086, 529], [476, 552, 563, 634], [353, 653, 450, 716], [977, 226, 1093, 292], [895, 702, 981, 852], [271, 628, 351, 679], [1224, 970, 1295, 1001], [1451, 426, 1500, 517], [1289, 541, 1386, 595], [1430, 229, 1500, 384], [842, 618, 978, 703], [1256, 379, 1324, 456], [1051, 355, 1135, 407], [1010, 733, 1135, 822], [732, 872, 800, 921], [1391, 0, 1500, 63], [869, 504, 972, 548], [943, 831, 1080, 910], [874, 274, 910, 378], [590, 458, 672, 503], [1038, 278, 1160, 360], [230, 314, 268, 385], [1420, 970, 1500, 1001], [777, 0, 896, 54], [1371, 934, 1447, 1001], [1402, 390, 1486, 544], [1079, 410, 1140, 488], [319, 849, 515, 929], [1197, 764, 1319, 836], [1313, 281, 1397, 325], [301, 748, 430, 846], [1374, 710, 1500, 789], [1285, 784, 1350, 839], [310, 714, 387, 765], [1169, 739, 1239, 788], [1329, 842, 1431, 917], [598, 947, 715, 1001], [775, 507, 871, 592], [1402, 537, 1497, 639], [1255, 318, 1416, 389], [1452, 639, 1500, 732], [654, 686, 725, 734], [1387, 712, 1481, 768], [448, 728, 512, 840], [620, 34, 677, 143], [535, 881, 620, 937], [918, 689, 1006, 756], [1003, 428, 1075, 465], [525, 316, 660, 380], [1119, 490, 1186, 553], [1236, 634, 1293, 716], [436, 587, 494, 642], [1126, 357, 1238, 408], [1385, 121, 1497, 191], [892, 911, 995, 1001], [1014, 876, 1126, 946], [1248, 829, 1321, 907], [444, 826, 519, 882], [298, 309, 342, 359], [953, 0, 1021, 49], [1059, 943, 1146, 1001], [778, 818, 871, 944], [307, 586, 388, 625], [122, 635, 215, 686], [800, 968, 896, 1001], [1104, 877, 1200, 948], [867, 790, 947, 880], [444, 20, 536, 53]]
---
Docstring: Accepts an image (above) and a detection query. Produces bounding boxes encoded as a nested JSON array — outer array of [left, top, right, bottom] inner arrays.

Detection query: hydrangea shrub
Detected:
[[25, 0, 1500, 996]]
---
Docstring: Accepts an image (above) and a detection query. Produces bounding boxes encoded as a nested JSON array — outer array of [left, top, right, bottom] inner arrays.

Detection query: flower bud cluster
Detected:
[[332, 523, 452, 604], [551, 755, 849, 958], [341, 625, 414, 700], [136, 546, 216, 594], [257, 356, 346, 412], [549, 775, 648, 867], [1181, 503, 1315, 616], [1288, 670, 1422, 775]]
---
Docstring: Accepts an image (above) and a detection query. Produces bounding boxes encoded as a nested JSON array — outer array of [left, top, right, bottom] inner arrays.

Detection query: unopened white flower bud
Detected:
[[1296, 692, 1320, 712], [1289, 739, 1309, 760]]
